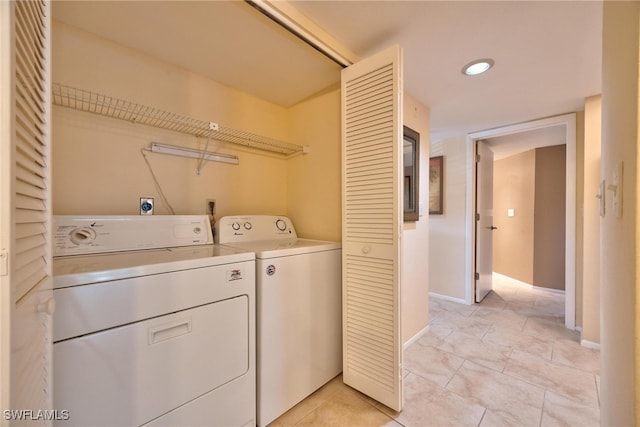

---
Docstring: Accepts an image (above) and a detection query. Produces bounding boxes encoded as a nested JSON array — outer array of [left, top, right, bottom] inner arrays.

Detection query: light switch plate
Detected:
[[507, 208, 515, 217]]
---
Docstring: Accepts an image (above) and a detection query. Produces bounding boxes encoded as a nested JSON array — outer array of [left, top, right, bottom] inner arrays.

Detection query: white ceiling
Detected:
[[485, 125, 567, 161], [52, 0, 602, 142]]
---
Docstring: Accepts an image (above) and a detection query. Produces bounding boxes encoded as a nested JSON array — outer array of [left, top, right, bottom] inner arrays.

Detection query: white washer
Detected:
[[215, 215, 342, 427], [52, 215, 256, 427]]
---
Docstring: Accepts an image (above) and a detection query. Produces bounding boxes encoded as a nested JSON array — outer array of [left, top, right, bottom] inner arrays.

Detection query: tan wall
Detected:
[[52, 22, 290, 219], [52, 21, 342, 241], [428, 136, 467, 300], [493, 150, 536, 284], [287, 87, 341, 241], [581, 95, 601, 345], [533, 145, 566, 290], [600, 2, 639, 424], [493, 147, 567, 290], [401, 93, 430, 344]]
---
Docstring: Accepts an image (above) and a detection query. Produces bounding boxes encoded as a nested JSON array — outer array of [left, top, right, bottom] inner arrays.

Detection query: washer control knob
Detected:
[[231, 222, 241, 231], [244, 222, 252, 230], [275, 219, 287, 231]]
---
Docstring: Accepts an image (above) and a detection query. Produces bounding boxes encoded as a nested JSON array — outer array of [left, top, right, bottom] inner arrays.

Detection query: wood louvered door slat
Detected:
[[1, 0, 53, 423], [341, 45, 403, 412]]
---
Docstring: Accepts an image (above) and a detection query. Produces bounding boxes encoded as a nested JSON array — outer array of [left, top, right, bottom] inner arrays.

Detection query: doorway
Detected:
[[465, 114, 577, 330]]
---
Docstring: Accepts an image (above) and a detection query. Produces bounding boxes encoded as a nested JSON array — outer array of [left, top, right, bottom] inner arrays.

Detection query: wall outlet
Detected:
[[205, 199, 216, 215], [140, 197, 154, 215]]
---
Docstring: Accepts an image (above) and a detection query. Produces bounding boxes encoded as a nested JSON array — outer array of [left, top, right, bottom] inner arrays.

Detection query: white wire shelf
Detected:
[[52, 83, 308, 157]]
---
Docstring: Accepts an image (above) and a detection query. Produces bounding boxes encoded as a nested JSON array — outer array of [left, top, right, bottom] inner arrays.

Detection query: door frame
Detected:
[[464, 113, 577, 330]]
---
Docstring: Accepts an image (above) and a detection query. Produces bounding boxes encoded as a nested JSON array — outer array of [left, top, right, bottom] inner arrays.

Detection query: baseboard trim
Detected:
[[403, 325, 430, 350], [429, 292, 469, 305], [493, 272, 566, 295], [580, 338, 601, 350]]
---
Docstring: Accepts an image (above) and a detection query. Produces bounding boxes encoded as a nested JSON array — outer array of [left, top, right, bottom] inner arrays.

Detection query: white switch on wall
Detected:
[[507, 208, 515, 217]]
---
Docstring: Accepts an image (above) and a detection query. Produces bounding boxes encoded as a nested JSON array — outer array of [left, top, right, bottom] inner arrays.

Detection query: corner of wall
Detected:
[[402, 92, 430, 345], [427, 135, 468, 300]]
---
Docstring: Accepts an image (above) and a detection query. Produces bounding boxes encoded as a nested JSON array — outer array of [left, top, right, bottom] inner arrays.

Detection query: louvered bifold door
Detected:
[[1, 0, 53, 422], [341, 45, 403, 412]]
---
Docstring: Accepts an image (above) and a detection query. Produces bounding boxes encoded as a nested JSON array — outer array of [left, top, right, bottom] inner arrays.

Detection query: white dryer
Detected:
[[52, 215, 256, 427], [215, 215, 342, 427]]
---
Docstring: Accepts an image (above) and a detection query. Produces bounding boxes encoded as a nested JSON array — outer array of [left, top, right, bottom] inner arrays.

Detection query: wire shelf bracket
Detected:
[[52, 83, 310, 157]]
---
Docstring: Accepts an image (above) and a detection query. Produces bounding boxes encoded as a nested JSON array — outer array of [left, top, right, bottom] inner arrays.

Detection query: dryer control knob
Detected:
[[69, 227, 96, 245], [231, 222, 241, 231], [275, 219, 287, 231]]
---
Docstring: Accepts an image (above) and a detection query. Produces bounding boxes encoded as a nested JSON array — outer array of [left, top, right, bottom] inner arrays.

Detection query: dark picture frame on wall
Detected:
[[429, 155, 444, 215], [403, 126, 420, 221]]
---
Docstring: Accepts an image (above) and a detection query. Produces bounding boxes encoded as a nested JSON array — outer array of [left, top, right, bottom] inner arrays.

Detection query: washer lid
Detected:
[[221, 238, 341, 258], [53, 244, 255, 288]]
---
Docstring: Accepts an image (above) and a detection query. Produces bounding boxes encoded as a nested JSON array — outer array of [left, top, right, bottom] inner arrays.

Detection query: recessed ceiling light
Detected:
[[462, 58, 495, 76]]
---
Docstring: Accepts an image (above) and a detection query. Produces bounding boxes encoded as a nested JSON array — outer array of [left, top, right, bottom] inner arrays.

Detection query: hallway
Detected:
[[269, 274, 600, 426]]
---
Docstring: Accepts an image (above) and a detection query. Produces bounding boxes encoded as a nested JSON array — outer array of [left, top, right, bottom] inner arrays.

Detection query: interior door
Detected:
[[0, 0, 53, 418], [341, 45, 403, 411], [475, 140, 494, 302]]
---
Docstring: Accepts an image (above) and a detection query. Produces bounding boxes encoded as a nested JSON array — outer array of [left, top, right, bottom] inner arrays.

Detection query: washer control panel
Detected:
[[215, 215, 297, 243], [54, 215, 213, 256]]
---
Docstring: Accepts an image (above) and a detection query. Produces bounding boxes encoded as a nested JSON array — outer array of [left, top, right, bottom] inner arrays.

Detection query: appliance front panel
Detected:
[[53, 215, 213, 256], [256, 249, 342, 426], [215, 215, 298, 243], [54, 261, 255, 342], [54, 296, 249, 427]]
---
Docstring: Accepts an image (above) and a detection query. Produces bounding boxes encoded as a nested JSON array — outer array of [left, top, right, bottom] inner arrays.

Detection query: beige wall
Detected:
[[53, 22, 288, 218], [287, 87, 341, 241], [52, 21, 341, 240], [428, 136, 467, 300], [402, 93, 430, 344], [581, 95, 601, 345], [533, 145, 566, 290], [493, 146, 566, 290], [493, 150, 536, 284], [600, 2, 639, 424]]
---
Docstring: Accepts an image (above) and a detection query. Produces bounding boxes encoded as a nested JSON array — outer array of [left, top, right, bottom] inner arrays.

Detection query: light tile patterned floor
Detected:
[[269, 274, 600, 426]]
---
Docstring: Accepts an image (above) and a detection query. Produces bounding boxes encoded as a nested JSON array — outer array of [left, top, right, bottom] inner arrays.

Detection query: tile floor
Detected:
[[268, 274, 600, 427]]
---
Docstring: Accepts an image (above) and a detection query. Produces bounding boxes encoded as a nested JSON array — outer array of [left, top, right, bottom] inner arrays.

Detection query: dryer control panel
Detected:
[[215, 215, 298, 243], [54, 215, 214, 256]]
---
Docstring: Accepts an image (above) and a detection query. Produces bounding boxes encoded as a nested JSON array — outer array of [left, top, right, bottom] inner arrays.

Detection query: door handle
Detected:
[[148, 318, 192, 345], [487, 226, 498, 230]]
